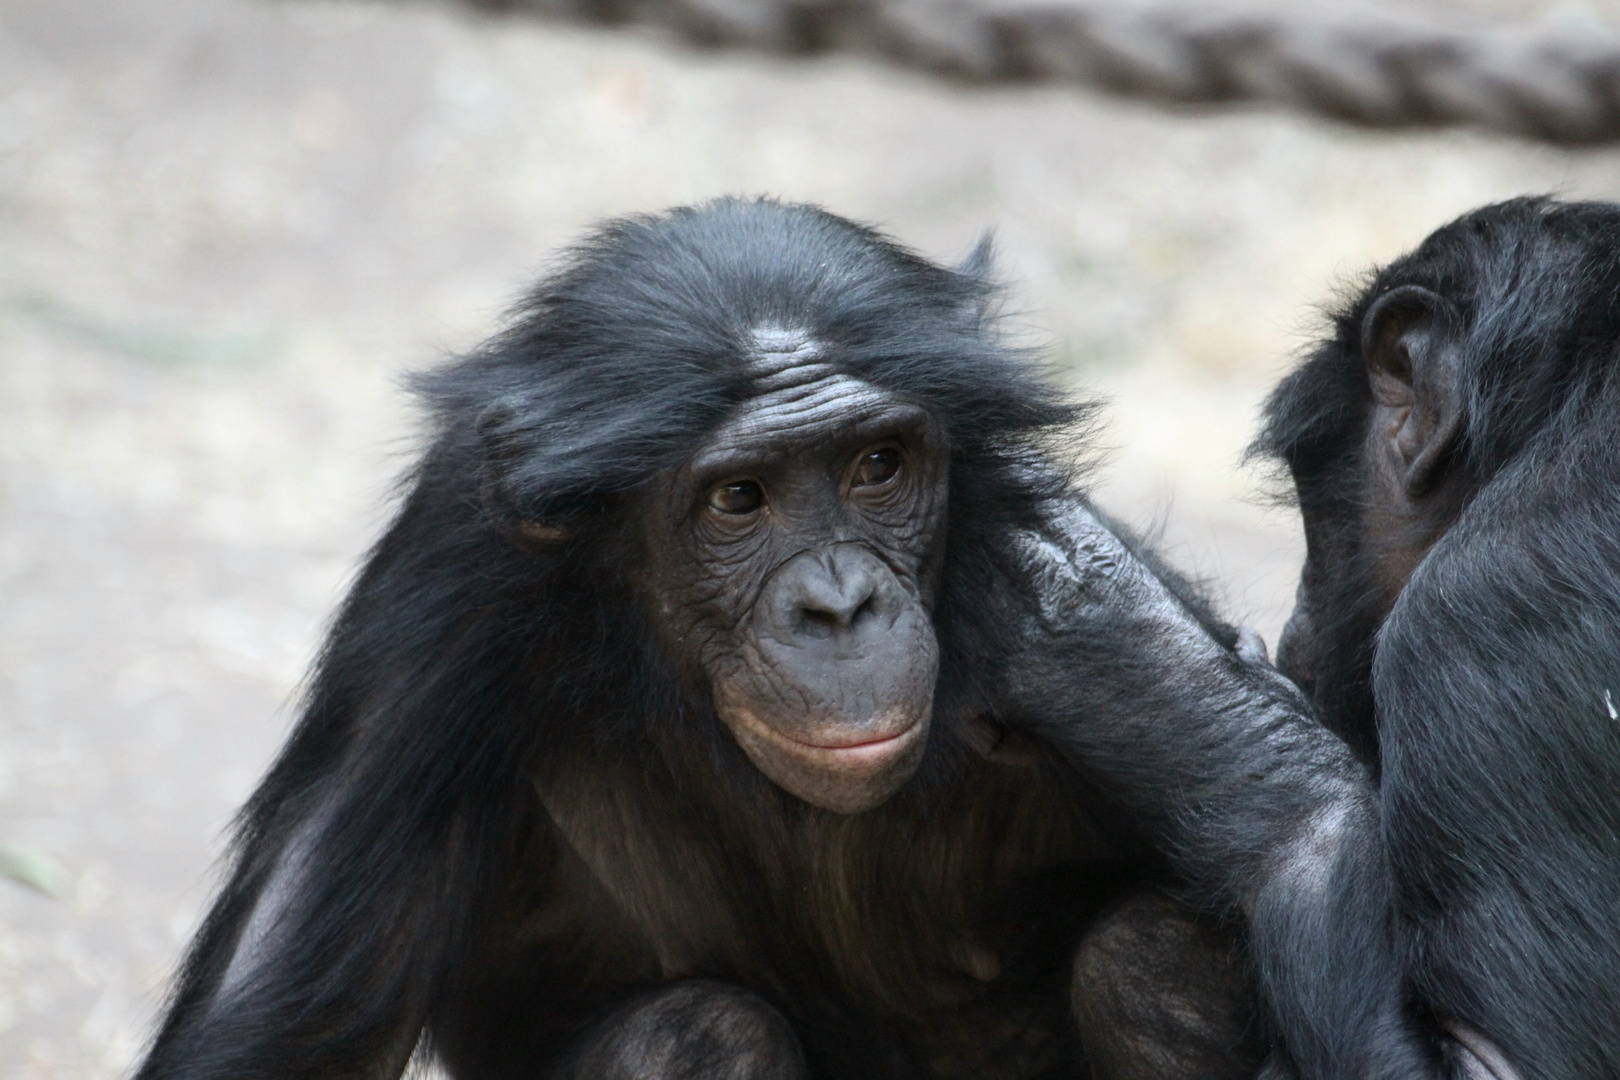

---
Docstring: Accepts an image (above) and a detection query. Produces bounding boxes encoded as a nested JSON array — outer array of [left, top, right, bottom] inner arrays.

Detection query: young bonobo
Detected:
[[1255, 197, 1620, 1080], [138, 199, 1405, 1080]]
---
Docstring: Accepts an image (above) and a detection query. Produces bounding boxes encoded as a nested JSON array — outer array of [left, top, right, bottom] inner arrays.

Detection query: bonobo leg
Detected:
[[556, 980, 807, 1080], [1072, 892, 1263, 1080]]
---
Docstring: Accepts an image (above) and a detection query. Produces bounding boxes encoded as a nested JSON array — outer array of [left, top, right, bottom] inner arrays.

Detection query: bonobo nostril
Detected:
[[797, 586, 879, 639], [764, 547, 900, 645], [800, 608, 842, 639], [791, 561, 885, 641]]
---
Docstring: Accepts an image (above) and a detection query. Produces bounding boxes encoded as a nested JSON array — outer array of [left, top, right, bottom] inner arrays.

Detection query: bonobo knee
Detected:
[[558, 980, 807, 1080], [1072, 892, 1262, 1080]]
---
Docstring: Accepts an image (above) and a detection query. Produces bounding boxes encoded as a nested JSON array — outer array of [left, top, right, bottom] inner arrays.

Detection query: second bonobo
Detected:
[[1256, 196, 1620, 1080]]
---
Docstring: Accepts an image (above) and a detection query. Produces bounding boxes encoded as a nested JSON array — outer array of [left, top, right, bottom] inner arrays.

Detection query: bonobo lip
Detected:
[[807, 729, 911, 751], [727, 705, 925, 767]]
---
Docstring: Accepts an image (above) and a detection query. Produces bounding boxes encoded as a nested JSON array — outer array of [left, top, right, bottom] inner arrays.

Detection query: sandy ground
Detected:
[[5, 1, 1620, 1075]]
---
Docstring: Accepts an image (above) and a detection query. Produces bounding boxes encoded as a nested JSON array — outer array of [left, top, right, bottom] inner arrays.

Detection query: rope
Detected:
[[463, 0, 1620, 145]]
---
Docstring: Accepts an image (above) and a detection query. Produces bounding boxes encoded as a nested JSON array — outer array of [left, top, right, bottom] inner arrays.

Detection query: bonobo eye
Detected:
[[708, 480, 765, 516], [852, 446, 902, 489]]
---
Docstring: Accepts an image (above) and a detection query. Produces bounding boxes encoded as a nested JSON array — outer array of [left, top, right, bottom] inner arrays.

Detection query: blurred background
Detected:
[[4, 0, 1620, 1075]]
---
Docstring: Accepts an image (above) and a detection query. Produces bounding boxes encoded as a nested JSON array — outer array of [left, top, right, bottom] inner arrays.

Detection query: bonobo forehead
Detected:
[[686, 326, 935, 483], [726, 326, 899, 441]]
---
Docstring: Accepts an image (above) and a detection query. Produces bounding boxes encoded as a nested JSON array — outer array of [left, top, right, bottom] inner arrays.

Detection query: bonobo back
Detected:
[[1256, 196, 1620, 1080]]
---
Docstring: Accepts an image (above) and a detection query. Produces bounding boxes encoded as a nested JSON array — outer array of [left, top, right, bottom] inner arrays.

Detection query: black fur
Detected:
[[1255, 197, 1620, 1079], [137, 199, 1407, 1080]]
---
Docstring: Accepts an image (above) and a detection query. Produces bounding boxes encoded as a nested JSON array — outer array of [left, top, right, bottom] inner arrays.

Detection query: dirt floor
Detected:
[[5, 0, 1620, 1075]]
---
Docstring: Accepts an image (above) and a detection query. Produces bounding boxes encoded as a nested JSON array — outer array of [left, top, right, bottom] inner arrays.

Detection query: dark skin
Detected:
[[639, 339, 947, 814]]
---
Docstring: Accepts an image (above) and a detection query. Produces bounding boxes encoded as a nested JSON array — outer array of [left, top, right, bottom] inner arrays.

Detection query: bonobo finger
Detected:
[[1255, 1049, 1300, 1080], [1010, 500, 1217, 646], [1445, 1021, 1522, 1080], [1236, 627, 1270, 665]]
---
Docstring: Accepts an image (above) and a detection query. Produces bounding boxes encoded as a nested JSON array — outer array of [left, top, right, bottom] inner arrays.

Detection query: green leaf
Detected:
[[0, 846, 64, 897]]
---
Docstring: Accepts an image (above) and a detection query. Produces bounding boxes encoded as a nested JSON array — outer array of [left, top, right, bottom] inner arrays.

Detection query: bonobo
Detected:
[[1255, 197, 1620, 1080], [137, 199, 1406, 1080]]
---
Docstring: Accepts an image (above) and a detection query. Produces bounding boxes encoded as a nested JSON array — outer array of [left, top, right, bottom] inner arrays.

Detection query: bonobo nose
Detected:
[[763, 548, 900, 646], [798, 566, 878, 639], [1275, 608, 1316, 689]]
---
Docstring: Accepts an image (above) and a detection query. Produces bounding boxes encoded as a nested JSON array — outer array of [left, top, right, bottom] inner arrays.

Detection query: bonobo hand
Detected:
[[993, 493, 1426, 1080], [1000, 493, 1320, 789], [1236, 627, 1271, 665]]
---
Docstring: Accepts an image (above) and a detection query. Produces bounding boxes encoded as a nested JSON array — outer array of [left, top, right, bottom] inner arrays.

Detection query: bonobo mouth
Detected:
[[813, 729, 915, 752], [718, 699, 933, 815], [1274, 607, 1318, 692], [730, 704, 924, 759]]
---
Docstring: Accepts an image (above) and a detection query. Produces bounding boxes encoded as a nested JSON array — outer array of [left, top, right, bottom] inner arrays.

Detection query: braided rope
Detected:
[[468, 0, 1620, 144]]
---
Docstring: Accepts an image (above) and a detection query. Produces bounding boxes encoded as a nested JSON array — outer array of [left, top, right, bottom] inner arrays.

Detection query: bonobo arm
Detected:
[[134, 768, 474, 1080], [995, 495, 1426, 1080]]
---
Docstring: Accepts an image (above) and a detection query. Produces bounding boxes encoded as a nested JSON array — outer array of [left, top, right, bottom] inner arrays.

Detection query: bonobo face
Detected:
[[639, 329, 948, 814], [1275, 286, 1473, 723]]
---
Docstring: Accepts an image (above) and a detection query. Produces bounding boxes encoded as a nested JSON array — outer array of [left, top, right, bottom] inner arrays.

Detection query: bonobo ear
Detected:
[[475, 403, 574, 547], [1360, 284, 1464, 498], [956, 232, 995, 282], [953, 233, 996, 326]]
